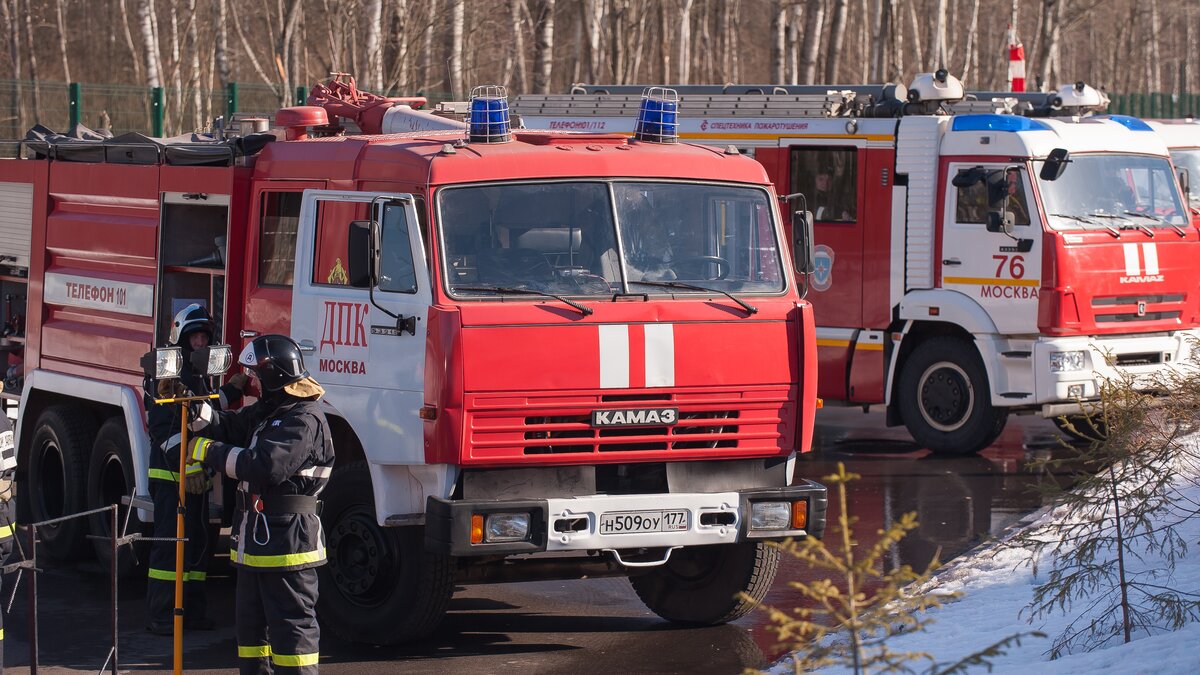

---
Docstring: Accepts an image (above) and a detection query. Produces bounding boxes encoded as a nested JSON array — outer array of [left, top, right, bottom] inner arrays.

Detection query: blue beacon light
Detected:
[[468, 85, 512, 143], [634, 87, 679, 143]]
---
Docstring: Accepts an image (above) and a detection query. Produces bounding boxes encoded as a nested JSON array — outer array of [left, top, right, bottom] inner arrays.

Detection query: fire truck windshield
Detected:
[[1168, 149, 1200, 208], [1038, 154, 1188, 231], [438, 181, 784, 298]]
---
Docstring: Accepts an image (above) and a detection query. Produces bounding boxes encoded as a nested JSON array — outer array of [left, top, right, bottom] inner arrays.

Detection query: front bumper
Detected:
[[1032, 330, 1199, 405], [424, 480, 828, 557]]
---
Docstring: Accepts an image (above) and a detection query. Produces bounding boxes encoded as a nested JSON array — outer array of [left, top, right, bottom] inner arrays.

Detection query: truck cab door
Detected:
[[289, 190, 431, 464], [940, 163, 1042, 334]]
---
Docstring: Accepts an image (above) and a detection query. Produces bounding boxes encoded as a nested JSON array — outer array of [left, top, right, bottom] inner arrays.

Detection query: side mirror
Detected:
[[347, 219, 380, 287], [792, 209, 816, 278], [1040, 147, 1070, 181], [987, 210, 1016, 235], [1178, 168, 1190, 199]]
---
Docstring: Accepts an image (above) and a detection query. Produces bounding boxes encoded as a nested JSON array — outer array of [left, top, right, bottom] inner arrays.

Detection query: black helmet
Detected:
[[238, 334, 309, 392], [168, 303, 215, 348]]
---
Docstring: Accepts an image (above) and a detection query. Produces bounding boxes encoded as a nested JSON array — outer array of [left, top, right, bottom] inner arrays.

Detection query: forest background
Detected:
[[0, 0, 1197, 136]]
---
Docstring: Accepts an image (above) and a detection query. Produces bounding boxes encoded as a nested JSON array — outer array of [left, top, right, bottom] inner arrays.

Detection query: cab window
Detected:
[[258, 192, 303, 287], [954, 168, 1031, 226], [789, 147, 857, 222]]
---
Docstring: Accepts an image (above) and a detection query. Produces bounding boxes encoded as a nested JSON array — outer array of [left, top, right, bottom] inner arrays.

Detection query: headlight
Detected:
[[484, 513, 531, 542], [1049, 350, 1086, 373], [750, 502, 791, 530]]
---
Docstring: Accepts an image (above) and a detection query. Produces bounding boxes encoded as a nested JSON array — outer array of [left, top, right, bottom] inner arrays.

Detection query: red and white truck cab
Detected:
[[1146, 119, 1200, 223], [517, 74, 1200, 453], [0, 84, 825, 644]]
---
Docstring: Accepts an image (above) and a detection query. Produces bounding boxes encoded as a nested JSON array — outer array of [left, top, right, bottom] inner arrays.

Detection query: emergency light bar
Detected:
[[468, 85, 512, 143], [634, 87, 679, 143]]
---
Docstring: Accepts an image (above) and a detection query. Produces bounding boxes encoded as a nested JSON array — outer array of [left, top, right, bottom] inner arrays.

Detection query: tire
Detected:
[[26, 405, 98, 560], [86, 417, 149, 577], [896, 336, 1008, 455], [317, 461, 454, 645], [629, 541, 779, 625], [1053, 415, 1106, 443]]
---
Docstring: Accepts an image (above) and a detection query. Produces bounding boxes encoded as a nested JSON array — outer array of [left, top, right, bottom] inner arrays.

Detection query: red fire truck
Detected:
[[0, 78, 826, 644], [518, 73, 1200, 453], [1147, 119, 1200, 222]]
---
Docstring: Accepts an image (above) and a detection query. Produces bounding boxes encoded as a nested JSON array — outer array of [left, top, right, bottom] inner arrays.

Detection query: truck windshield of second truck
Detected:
[[1038, 154, 1188, 231], [437, 181, 785, 298]]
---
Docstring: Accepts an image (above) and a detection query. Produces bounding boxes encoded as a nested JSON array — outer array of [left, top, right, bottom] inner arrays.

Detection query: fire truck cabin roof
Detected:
[[940, 114, 1172, 159]]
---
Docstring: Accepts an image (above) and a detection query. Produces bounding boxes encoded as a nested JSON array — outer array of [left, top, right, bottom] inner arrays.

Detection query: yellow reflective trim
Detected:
[[185, 463, 205, 475], [942, 276, 1041, 287], [147, 568, 176, 581], [186, 570, 207, 582], [272, 652, 319, 667], [0, 522, 15, 539], [238, 645, 271, 658], [148, 468, 180, 482], [1, 627, 5, 640], [231, 547, 326, 568]]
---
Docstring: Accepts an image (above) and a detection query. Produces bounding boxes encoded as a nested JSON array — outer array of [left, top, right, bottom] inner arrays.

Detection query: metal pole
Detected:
[[68, 83, 81, 130], [173, 403, 187, 675], [27, 523, 36, 675], [151, 87, 165, 138], [295, 86, 308, 106], [110, 506, 119, 675], [226, 82, 239, 120]]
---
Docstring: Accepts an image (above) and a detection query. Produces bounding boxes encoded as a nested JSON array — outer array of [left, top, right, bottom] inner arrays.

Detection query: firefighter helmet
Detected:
[[238, 334, 309, 392], [168, 303, 215, 347]]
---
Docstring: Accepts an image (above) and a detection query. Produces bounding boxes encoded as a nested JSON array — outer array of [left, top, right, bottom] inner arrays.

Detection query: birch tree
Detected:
[[584, 0, 603, 83], [364, 0, 384, 92], [677, 0, 694, 84], [53, 0, 69, 83], [933, 0, 949, 69], [799, 0, 825, 83], [136, 0, 160, 88], [825, 0, 849, 82], [771, 0, 787, 84], [509, 0, 529, 91], [532, 0, 555, 94], [448, 0, 464, 96]]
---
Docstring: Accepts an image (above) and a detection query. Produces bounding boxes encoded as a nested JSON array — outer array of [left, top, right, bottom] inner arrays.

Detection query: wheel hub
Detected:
[[329, 510, 394, 607], [917, 362, 974, 432]]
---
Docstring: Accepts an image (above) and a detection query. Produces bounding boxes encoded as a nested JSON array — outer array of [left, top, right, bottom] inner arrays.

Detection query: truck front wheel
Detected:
[[317, 461, 454, 645], [27, 405, 97, 560], [897, 337, 1007, 455], [629, 541, 779, 625]]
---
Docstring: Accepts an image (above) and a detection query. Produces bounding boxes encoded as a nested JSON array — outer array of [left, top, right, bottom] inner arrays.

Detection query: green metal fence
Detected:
[[1108, 93, 1200, 119]]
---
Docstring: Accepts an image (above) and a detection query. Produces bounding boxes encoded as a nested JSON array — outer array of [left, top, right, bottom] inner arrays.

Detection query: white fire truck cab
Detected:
[[517, 73, 1200, 454]]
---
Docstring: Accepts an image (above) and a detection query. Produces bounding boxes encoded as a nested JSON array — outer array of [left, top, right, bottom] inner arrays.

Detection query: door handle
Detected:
[[239, 330, 259, 339], [942, 258, 962, 266], [298, 340, 316, 353]]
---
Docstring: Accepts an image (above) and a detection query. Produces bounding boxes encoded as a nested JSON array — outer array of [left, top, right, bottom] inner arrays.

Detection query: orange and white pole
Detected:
[[1007, 24, 1026, 92]]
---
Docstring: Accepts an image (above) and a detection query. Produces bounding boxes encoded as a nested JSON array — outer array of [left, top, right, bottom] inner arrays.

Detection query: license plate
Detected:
[[599, 509, 688, 534]]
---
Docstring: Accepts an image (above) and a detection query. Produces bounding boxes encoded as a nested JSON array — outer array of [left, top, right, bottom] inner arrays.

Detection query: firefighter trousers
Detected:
[[236, 567, 320, 675], [146, 481, 212, 626]]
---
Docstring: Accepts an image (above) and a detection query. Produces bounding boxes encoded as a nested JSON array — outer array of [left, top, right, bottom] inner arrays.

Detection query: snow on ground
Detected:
[[771, 445, 1200, 675]]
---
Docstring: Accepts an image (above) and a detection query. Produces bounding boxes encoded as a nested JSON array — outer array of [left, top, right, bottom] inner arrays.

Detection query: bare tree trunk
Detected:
[[385, 0, 411, 93], [677, 0, 694, 84], [890, 0, 903, 80], [870, 0, 890, 81], [364, 0, 384, 91], [136, 0, 161, 88], [825, 0, 849, 82], [961, 0, 981, 82], [787, 5, 801, 84], [799, 0, 825, 83], [3, 0, 22, 132], [932, 0, 948, 69], [907, 0, 924, 73], [532, 0, 556, 93], [215, 0, 230, 91], [21, 0, 39, 123], [53, 0, 70, 82], [658, 1, 669, 81], [509, 0, 529, 92], [771, 0, 787, 83], [448, 0, 464, 96], [421, 5, 436, 91], [584, 0, 604, 83], [186, 0, 202, 131], [279, 0, 303, 105], [1148, 0, 1162, 91], [115, 0, 143, 84], [1036, 0, 1065, 90]]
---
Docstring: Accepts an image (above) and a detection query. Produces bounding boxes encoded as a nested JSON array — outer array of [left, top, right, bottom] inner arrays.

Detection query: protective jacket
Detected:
[[196, 395, 333, 571], [147, 368, 242, 482]]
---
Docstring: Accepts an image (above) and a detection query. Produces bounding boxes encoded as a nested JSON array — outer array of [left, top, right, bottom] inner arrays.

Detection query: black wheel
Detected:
[[86, 417, 149, 577], [629, 541, 779, 625], [317, 461, 453, 645], [1053, 415, 1106, 443], [897, 337, 1007, 455], [27, 405, 97, 560]]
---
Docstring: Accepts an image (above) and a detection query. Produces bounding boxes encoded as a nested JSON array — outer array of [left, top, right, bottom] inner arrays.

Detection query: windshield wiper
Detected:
[[1076, 212, 1122, 237], [1124, 210, 1187, 237], [1117, 222, 1155, 237], [454, 285, 593, 316], [627, 280, 758, 315]]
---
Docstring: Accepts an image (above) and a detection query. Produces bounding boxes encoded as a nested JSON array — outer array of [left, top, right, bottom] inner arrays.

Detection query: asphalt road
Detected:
[[0, 409, 1074, 674]]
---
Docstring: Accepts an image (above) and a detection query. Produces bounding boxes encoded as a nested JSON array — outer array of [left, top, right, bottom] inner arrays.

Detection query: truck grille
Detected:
[[1092, 293, 1184, 325], [464, 387, 793, 463]]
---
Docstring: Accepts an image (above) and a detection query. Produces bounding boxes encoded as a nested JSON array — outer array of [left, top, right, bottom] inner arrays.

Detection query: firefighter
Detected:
[[186, 334, 333, 674], [0, 412, 16, 672], [812, 165, 854, 222], [145, 303, 246, 635]]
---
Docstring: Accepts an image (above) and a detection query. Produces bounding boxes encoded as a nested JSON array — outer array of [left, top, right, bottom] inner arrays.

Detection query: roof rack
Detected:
[[19, 124, 274, 166]]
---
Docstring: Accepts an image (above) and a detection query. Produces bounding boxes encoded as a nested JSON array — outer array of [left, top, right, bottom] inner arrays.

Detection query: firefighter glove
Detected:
[[188, 436, 214, 464], [157, 379, 188, 399], [227, 372, 249, 391], [184, 465, 209, 494]]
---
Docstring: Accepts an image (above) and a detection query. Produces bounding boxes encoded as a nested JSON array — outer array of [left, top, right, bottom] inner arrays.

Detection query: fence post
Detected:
[[151, 87, 165, 137], [226, 82, 238, 120], [295, 86, 307, 106], [68, 82, 81, 129]]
